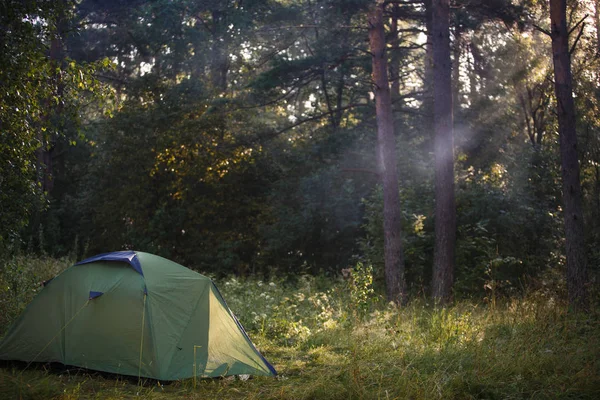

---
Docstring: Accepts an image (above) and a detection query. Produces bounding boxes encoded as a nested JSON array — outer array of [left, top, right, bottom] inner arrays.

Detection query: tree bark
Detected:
[[424, 0, 434, 122], [36, 3, 67, 194], [211, 9, 229, 92], [594, 0, 600, 55], [549, 0, 588, 310], [451, 24, 462, 116], [368, 1, 406, 304], [595, 165, 600, 225], [431, 0, 456, 304], [389, 4, 401, 104]]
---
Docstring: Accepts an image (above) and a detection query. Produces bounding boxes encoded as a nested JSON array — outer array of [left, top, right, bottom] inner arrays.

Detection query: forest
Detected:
[[0, 0, 599, 398]]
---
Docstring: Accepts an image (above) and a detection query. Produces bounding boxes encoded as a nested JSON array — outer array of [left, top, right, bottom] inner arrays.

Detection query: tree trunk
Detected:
[[389, 4, 401, 104], [549, 0, 588, 310], [36, 4, 67, 195], [211, 9, 228, 92], [335, 66, 345, 127], [424, 0, 434, 123], [431, 0, 456, 304], [595, 165, 600, 226], [594, 0, 600, 55], [368, 1, 406, 304], [451, 24, 462, 116]]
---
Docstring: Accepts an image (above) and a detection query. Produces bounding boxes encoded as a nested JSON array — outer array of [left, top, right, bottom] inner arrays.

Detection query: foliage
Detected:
[[1, 0, 599, 395], [0, 258, 598, 399], [1, 0, 598, 301], [347, 262, 377, 318], [0, 0, 112, 253], [216, 274, 342, 344], [0, 255, 71, 333]]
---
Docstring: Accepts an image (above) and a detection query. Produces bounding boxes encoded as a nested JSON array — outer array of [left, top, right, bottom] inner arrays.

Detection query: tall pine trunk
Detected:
[[431, 0, 456, 303], [368, 1, 406, 304], [424, 0, 434, 125], [595, 0, 600, 55], [389, 4, 401, 104], [549, 0, 588, 309], [451, 24, 462, 117]]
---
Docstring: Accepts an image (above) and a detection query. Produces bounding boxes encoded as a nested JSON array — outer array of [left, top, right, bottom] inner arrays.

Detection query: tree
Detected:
[[596, 0, 600, 55], [0, 0, 108, 253], [549, 0, 588, 309], [431, 0, 456, 303], [368, 1, 406, 303]]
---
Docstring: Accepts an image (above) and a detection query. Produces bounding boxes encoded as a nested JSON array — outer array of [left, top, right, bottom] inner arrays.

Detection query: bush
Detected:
[[216, 275, 345, 345], [0, 255, 72, 334]]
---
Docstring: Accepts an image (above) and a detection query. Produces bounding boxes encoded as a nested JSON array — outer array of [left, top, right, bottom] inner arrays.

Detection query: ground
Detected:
[[1, 259, 598, 399], [1, 290, 599, 399]]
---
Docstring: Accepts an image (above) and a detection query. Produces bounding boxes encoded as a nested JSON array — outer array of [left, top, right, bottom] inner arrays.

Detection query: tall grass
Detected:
[[0, 257, 598, 399], [0, 255, 72, 333]]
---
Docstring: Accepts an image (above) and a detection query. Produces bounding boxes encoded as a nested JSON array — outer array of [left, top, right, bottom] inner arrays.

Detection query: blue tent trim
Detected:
[[76, 251, 144, 276], [89, 291, 104, 300]]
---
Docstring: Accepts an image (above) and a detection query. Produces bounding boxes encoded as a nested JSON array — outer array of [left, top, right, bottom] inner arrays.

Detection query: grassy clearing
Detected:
[[0, 258, 599, 399]]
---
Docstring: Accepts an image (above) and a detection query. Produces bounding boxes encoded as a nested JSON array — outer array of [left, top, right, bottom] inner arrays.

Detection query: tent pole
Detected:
[[19, 299, 90, 377], [137, 293, 147, 384]]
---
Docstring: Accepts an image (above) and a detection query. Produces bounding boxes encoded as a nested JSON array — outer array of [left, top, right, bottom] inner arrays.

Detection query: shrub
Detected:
[[0, 255, 72, 334]]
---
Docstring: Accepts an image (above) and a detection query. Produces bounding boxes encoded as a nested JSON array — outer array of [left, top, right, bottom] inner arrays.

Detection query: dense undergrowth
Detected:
[[0, 256, 599, 399]]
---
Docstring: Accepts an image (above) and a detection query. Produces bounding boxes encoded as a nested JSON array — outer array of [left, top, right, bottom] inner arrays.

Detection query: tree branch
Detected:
[[568, 14, 588, 35], [533, 24, 551, 37], [94, 73, 128, 84], [383, 0, 424, 6], [256, 24, 366, 32], [194, 14, 213, 33], [569, 23, 585, 55], [269, 103, 369, 137]]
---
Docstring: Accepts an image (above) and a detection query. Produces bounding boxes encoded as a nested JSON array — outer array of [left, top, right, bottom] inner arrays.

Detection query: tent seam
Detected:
[[163, 281, 208, 379], [143, 286, 161, 379]]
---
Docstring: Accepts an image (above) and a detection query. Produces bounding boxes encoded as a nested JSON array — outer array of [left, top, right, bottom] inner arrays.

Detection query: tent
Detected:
[[0, 251, 276, 380]]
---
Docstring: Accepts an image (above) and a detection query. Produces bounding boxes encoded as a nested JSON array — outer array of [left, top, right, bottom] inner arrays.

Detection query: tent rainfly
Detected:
[[0, 251, 276, 380]]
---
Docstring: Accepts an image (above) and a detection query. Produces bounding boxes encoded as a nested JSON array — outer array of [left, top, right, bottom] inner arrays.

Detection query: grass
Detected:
[[0, 258, 599, 399]]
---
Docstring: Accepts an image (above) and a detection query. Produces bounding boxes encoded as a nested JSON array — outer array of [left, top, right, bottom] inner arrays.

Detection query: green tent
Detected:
[[0, 251, 276, 380]]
